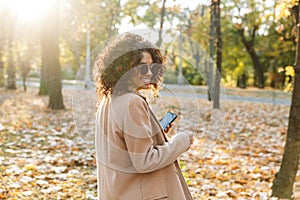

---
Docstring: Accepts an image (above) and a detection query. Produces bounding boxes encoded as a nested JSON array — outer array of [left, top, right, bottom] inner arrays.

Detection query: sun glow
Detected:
[[4, 0, 53, 24]]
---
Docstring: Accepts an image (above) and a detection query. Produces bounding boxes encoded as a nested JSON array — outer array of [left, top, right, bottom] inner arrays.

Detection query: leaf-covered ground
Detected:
[[0, 87, 295, 199]]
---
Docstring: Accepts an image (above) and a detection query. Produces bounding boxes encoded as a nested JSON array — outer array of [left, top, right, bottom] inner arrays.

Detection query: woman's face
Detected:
[[131, 51, 153, 91]]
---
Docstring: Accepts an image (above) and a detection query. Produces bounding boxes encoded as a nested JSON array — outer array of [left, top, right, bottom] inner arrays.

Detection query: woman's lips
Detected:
[[141, 78, 151, 84]]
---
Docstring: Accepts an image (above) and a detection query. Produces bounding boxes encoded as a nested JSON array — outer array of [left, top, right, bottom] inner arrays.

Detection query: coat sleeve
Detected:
[[123, 95, 190, 173]]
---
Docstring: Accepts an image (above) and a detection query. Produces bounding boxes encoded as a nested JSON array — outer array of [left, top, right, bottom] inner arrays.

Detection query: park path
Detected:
[[160, 84, 291, 105], [17, 79, 292, 105]]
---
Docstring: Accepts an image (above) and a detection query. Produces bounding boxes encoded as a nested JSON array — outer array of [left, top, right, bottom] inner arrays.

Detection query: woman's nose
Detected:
[[145, 67, 153, 76]]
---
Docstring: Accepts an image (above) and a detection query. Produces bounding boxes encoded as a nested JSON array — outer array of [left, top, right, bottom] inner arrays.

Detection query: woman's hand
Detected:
[[163, 123, 173, 133]]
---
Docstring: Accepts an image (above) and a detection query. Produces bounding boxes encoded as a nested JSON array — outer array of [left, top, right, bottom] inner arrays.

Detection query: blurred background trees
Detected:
[[0, 0, 298, 105]]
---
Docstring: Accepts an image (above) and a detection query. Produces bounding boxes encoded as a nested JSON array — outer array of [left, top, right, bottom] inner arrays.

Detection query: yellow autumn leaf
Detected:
[[26, 121, 32, 128], [24, 164, 37, 171], [285, 65, 295, 76]]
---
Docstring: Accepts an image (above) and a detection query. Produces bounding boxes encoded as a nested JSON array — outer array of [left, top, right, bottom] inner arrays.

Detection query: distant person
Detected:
[[93, 33, 194, 200]]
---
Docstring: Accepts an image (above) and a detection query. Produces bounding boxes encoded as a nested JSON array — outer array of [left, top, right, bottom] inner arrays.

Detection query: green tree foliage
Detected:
[[222, 18, 252, 87], [223, 0, 274, 88]]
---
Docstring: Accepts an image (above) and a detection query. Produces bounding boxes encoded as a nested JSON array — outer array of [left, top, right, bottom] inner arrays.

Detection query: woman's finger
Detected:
[[164, 123, 173, 133]]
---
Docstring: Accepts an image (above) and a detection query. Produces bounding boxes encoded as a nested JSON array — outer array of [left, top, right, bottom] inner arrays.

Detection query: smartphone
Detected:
[[160, 112, 177, 130]]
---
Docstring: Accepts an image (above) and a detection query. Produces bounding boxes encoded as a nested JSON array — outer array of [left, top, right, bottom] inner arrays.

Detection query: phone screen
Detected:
[[160, 112, 177, 130]]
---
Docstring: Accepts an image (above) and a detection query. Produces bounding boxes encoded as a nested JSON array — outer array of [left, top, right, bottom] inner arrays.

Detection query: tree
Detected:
[[0, 47, 4, 88], [39, 8, 49, 96], [209, 3, 215, 101], [6, 6, 17, 90], [221, 18, 250, 88], [123, 0, 152, 26], [157, 0, 167, 47], [271, 3, 300, 198], [39, 54, 49, 95], [123, 0, 181, 32], [17, 46, 32, 92], [212, 0, 222, 109], [58, 0, 122, 81], [223, 0, 274, 88], [0, 3, 5, 88], [40, 0, 64, 109], [237, 25, 264, 88], [266, 2, 297, 89]]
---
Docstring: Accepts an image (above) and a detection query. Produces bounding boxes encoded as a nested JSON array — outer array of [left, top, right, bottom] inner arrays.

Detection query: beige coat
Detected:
[[96, 92, 193, 200]]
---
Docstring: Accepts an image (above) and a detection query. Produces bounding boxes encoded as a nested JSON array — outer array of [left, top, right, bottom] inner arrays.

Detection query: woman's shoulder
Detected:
[[112, 92, 147, 106], [115, 92, 146, 104]]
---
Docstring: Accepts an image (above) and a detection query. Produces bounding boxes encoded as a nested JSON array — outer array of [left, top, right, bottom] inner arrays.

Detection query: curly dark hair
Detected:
[[93, 33, 166, 99]]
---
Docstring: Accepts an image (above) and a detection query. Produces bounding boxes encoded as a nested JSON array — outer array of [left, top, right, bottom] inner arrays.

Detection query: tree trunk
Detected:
[[208, 1, 215, 101], [213, 0, 222, 109], [238, 28, 265, 88], [39, 58, 49, 95], [0, 4, 4, 87], [22, 78, 27, 91], [271, 4, 300, 198], [6, 12, 16, 90], [39, 9, 50, 96], [6, 42, 16, 90], [20, 63, 30, 92], [237, 73, 247, 88], [157, 0, 166, 47], [41, 0, 64, 109], [0, 49, 4, 88], [248, 46, 264, 88]]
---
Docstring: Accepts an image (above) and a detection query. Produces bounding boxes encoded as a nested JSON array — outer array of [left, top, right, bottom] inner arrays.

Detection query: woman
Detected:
[[93, 33, 194, 200]]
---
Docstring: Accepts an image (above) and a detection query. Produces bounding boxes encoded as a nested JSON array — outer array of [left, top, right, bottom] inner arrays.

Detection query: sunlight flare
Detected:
[[5, 0, 53, 24]]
